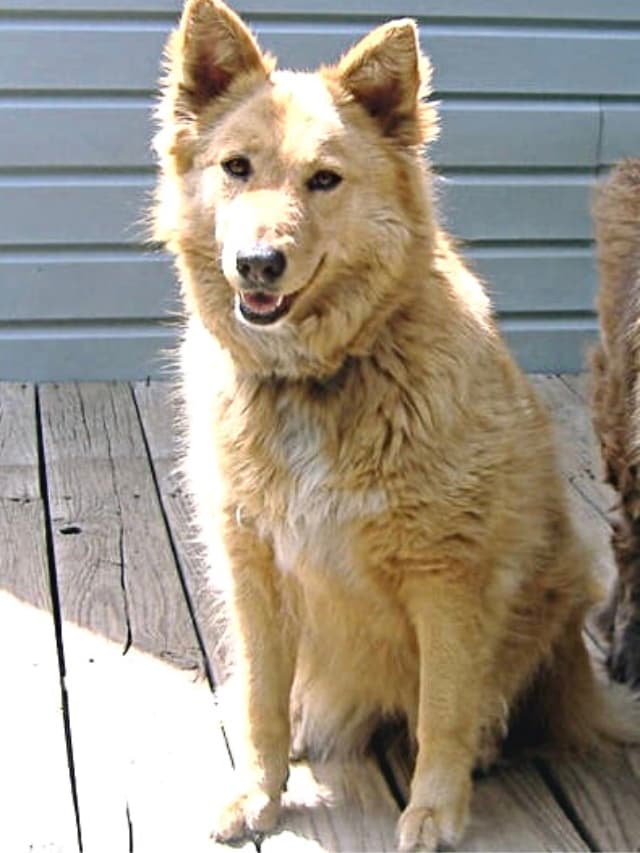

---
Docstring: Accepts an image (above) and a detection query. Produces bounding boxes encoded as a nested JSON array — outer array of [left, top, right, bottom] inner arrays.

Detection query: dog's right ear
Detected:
[[166, 0, 271, 114]]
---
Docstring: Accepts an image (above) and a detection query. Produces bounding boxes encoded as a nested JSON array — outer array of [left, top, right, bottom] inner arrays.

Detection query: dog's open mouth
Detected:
[[237, 290, 298, 326], [236, 256, 326, 327]]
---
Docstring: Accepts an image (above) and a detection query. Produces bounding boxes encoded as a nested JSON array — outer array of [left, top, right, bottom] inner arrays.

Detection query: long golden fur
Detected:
[[154, 3, 636, 849], [591, 158, 640, 687]]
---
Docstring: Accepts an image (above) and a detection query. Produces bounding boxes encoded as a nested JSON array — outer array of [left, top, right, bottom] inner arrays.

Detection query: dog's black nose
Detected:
[[236, 243, 287, 287]]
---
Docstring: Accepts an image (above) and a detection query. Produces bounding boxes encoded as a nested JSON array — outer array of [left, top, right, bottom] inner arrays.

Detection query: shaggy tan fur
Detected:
[[591, 158, 640, 687], [154, 3, 637, 849]]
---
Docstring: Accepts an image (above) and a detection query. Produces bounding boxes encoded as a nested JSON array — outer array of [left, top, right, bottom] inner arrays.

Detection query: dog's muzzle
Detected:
[[235, 242, 293, 325]]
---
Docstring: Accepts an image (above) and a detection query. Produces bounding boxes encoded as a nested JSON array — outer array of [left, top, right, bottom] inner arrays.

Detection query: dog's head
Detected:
[[155, 0, 438, 378]]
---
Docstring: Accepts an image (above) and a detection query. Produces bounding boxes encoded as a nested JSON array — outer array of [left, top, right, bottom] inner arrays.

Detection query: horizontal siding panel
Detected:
[[0, 249, 596, 322], [0, 105, 153, 170], [0, 178, 595, 246], [2, 102, 600, 170], [434, 103, 599, 168], [3, 27, 640, 96], [4, 1, 640, 22], [0, 181, 150, 246], [0, 255, 176, 320], [0, 325, 176, 382], [502, 320, 597, 373], [438, 176, 593, 242], [0, 29, 167, 94], [600, 106, 640, 165], [0, 319, 594, 381], [469, 249, 597, 312]]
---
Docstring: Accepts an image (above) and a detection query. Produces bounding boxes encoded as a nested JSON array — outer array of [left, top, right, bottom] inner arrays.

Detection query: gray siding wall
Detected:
[[1, 1, 640, 380]]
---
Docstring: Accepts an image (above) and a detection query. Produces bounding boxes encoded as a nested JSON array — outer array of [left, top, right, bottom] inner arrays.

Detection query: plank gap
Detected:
[[534, 759, 599, 852], [34, 383, 85, 853], [128, 381, 216, 691]]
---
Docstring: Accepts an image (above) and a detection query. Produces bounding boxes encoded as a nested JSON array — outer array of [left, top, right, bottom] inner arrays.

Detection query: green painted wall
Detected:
[[1, 1, 639, 378]]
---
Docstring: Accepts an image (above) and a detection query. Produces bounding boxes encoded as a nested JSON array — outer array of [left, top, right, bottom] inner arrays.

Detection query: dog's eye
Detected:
[[307, 170, 342, 192], [222, 156, 252, 179]]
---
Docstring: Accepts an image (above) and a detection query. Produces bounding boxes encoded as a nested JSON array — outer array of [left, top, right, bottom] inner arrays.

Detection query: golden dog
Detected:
[[591, 159, 640, 688], [154, 2, 636, 848]]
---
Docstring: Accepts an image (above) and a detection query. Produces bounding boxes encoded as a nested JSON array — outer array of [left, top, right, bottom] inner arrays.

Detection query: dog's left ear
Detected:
[[335, 19, 435, 146], [172, 0, 272, 112]]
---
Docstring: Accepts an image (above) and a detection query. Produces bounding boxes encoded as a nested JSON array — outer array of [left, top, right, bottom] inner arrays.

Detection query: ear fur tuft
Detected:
[[334, 18, 437, 146], [167, 0, 271, 115]]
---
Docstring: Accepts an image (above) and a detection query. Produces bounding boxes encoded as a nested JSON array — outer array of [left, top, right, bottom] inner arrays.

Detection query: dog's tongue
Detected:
[[240, 291, 283, 315]]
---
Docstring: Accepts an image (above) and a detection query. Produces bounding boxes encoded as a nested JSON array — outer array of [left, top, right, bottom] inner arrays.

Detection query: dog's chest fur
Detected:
[[250, 388, 387, 577]]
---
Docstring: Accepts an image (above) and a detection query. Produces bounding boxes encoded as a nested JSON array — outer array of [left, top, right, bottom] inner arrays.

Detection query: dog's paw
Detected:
[[397, 783, 469, 852], [212, 788, 280, 843]]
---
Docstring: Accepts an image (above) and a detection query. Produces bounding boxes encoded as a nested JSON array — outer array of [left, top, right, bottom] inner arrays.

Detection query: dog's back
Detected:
[[592, 158, 640, 685]]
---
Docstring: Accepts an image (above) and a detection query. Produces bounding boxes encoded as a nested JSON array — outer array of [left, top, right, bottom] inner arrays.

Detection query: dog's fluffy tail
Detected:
[[509, 618, 640, 756]]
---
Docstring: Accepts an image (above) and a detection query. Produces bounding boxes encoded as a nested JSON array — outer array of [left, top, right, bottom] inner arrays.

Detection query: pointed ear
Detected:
[[335, 19, 435, 145], [171, 0, 272, 112]]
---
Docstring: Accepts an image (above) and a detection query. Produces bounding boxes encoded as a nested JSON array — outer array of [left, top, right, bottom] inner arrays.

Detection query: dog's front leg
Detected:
[[398, 571, 489, 852], [212, 519, 295, 843]]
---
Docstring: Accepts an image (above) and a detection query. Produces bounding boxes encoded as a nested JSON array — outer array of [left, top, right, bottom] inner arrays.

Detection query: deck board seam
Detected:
[[34, 382, 84, 853], [535, 759, 600, 852]]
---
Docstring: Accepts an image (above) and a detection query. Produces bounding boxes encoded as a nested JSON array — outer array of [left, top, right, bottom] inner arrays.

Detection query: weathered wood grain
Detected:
[[0, 383, 79, 852], [265, 759, 400, 852], [529, 375, 615, 589], [133, 379, 223, 681], [38, 381, 250, 853], [531, 374, 615, 517], [384, 742, 588, 852]]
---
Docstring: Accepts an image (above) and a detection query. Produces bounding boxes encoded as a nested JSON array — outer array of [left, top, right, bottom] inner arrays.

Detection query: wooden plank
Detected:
[[38, 381, 245, 852], [541, 752, 640, 852], [132, 380, 220, 678], [1, 100, 600, 170], [0, 382, 79, 852], [0, 178, 594, 247], [265, 759, 399, 852], [2, 27, 639, 97], [560, 372, 591, 402], [384, 742, 587, 851], [0, 254, 176, 321], [4, 0, 640, 22], [0, 326, 176, 382], [601, 105, 640, 166], [530, 374, 614, 517], [134, 380, 402, 850], [528, 374, 616, 598]]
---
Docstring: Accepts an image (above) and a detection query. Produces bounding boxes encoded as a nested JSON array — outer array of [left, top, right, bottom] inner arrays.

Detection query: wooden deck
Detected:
[[2, 376, 639, 853]]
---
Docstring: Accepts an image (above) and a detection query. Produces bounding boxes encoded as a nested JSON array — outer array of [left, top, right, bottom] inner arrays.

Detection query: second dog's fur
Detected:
[[592, 158, 640, 687], [155, 3, 637, 849]]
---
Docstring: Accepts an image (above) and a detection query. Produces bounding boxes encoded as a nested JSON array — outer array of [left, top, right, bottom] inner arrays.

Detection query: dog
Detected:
[[591, 159, 640, 688], [154, 3, 637, 849]]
